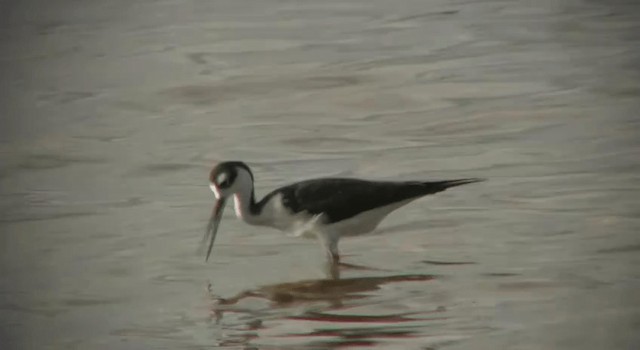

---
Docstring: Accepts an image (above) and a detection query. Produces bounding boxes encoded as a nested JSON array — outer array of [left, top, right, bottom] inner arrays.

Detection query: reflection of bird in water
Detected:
[[209, 274, 445, 349], [208, 274, 438, 324], [203, 161, 482, 278]]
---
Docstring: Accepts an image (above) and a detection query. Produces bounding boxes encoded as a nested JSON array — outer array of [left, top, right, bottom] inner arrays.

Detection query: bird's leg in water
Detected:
[[316, 232, 341, 279], [325, 260, 341, 280], [318, 231, 384, 277]]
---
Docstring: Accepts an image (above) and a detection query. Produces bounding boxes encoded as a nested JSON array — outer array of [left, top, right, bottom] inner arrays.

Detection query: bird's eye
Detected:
[[217, 173, 230, 188]]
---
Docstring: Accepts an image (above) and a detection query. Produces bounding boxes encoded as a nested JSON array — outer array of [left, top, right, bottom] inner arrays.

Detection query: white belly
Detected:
[[287, 199, 415, 239], [247, 194, 416, 239], [324, 199, 415, 238]]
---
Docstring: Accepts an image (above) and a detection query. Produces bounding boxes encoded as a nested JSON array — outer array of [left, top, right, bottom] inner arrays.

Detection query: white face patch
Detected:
[[209, 183, 221, 199]]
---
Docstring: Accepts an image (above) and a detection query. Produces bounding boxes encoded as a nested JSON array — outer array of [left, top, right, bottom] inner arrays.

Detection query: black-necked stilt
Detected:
[[204, 161, 483, 269]]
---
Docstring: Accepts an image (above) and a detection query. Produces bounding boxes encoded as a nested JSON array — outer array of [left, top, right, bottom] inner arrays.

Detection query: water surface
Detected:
[[1, 0, 639, 349]]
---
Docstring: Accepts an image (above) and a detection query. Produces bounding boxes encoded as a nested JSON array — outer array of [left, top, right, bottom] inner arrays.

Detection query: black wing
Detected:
[[258, 178, 482, 223]]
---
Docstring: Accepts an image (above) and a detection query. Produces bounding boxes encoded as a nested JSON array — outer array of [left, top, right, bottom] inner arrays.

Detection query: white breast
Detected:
[[251, 193, 317, 235]]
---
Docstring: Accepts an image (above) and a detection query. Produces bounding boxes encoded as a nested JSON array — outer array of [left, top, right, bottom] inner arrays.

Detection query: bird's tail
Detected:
[[420, 178, 484, 195]]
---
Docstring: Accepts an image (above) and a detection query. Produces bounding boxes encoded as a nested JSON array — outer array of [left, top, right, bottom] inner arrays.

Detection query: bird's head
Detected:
[[208, 161, 253, 200], [204, 161, 254, 261]]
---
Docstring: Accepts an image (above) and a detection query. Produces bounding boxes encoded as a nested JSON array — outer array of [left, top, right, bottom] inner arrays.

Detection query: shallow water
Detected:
[[1, 0, 639, 349]]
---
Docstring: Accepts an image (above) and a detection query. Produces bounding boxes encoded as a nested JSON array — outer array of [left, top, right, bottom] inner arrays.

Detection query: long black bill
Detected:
[[203, 197, 226, 262]]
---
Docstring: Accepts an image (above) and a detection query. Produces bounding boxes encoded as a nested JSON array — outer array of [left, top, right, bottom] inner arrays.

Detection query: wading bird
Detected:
[[203, 161, 482, 276]]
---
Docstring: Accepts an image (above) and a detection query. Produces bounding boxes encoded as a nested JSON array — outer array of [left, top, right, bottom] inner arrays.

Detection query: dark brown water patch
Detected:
[[256, 274, 436, 303], [422, 260, 476, 266], [283, 324, 424, 349], [186, 52, 212, 65], [289, 325, 420, 338], [390, 10, 460, 23], [306, 338, 377, 349], [217, 332, 260, 349], [36, 91, 96, 105], [288, 308, 445, 324], [596, 244, 640, 254], [0, 302, 64, 317], [483, 272, 520, 277], [209, 274, 436, 322]]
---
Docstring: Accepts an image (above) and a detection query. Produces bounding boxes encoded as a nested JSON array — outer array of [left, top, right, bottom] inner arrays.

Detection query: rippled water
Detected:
[[1, 0, 639, 349]]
